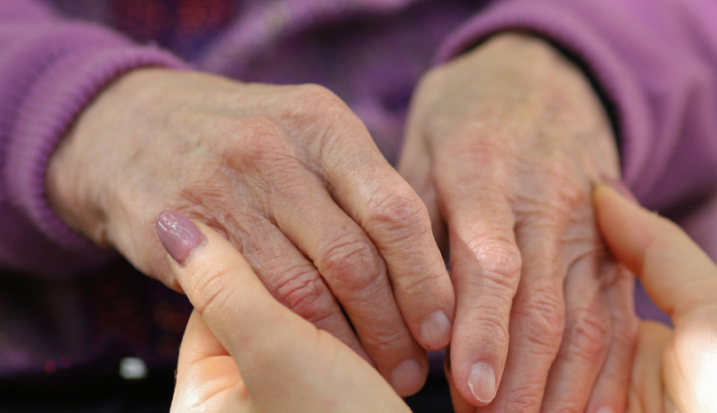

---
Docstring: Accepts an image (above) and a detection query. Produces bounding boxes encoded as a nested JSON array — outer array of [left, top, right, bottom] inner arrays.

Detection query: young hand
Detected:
[[595, 185, 717, 413]]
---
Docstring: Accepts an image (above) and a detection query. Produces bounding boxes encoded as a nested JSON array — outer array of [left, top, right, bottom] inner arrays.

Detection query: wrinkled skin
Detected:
[[449, 186, 717, 413], [398, 33, 638, 411], [47, 69, 456, 396], [167, 219, 411, 413], [172, 187, 717, 413]]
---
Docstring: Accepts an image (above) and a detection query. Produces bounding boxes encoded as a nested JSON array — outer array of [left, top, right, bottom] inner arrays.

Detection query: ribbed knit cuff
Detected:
[[434, 0, 652, 187], [6, 44, 188, 257]]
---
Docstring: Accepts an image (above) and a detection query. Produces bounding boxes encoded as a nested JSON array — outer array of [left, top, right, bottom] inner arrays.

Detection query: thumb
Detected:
[[156, 210, 409, 412], [594, 184, 717, 324]]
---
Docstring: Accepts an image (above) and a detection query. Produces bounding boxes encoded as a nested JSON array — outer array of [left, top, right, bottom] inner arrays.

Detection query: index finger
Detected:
[[594, 185, 717, 322], [311, 91, 455, 352]]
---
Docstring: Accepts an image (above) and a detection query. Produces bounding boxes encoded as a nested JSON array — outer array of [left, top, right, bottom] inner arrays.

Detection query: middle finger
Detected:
[[480, 219, 565, 412], [270, 160, 428, 396]]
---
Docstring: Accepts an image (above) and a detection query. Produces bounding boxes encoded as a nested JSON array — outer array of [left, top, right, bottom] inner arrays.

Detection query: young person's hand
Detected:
[[595, 185, 717, 413], [156, 211, 411, 413]]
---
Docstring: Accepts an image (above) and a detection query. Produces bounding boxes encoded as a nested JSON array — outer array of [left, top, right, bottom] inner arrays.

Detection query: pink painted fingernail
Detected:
[[155, 210, 205, 265], [468, 362, 497, 403], [601, 175, 638, 204], [420, 311, 451, 350]]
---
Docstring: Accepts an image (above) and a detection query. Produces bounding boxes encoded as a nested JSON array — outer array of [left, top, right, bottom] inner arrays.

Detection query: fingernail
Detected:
[[155, 210, 205, 265], [391, 359, 423, 395], [420, 311, 451, 349], [601, 175, 638, 204], [468, 362, 497, 403], [596, 407, 614, 413]]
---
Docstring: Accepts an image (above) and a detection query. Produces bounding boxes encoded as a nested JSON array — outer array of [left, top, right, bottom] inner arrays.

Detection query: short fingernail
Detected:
[[468, 362, 497, 403], [391, 359, 423, 395], [156, 210, 205, 265], [420, 311, 451, 349], [601, 175, 638, 204], [596, 407, 614, 413]]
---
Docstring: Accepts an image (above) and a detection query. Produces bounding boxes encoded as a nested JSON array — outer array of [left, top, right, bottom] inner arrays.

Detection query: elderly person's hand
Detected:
[[451, 184, 717, 413], [398, 33, 638, 410], [155, 211, 411, 413], [46, 69, 455, 396]]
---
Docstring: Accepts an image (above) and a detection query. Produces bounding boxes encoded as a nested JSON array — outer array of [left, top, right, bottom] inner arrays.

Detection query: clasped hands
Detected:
[[166, 185, 717, 413], [49, 33, 638, 411]]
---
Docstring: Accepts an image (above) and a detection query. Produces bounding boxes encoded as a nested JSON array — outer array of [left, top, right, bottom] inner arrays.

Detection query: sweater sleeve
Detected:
[[436, 0, 717, 218], [0, 1, 189, 277]]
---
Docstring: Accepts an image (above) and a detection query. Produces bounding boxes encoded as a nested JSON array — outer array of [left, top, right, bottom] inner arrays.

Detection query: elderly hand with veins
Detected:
[[398, 33, 638, 411], [449, 185, 717, 413], [46, 69, 455, 396], [168, 186, 717, 413]]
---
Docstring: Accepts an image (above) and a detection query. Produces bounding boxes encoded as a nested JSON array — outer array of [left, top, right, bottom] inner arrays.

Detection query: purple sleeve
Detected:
[[436, 0, 717, 226], [0, 1, 188, 277]]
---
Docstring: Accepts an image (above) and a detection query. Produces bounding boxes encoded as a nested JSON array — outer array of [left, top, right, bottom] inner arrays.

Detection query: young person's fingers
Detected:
[[624, 322, 671, 413], [171, 311, 246, 413], [156, 211, 323, 392], [594, 185, 717, 322]]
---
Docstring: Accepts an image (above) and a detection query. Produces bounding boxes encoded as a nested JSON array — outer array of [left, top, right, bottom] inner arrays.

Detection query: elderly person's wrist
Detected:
[[47, 68, 165, 248]]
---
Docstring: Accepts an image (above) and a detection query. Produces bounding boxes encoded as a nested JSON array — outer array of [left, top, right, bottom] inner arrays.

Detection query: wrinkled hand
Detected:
[[47, 69, 455, 395], [594, 186, 717, 413], [398, 33, 638, 410], [160, 214, 410, 413]]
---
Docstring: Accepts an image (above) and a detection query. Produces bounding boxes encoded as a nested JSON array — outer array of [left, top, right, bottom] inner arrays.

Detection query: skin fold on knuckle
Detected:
[[270, 266, 335, 325], [458, 239, 522, 292], [514, 291, 566, 355], [363, 186, 429, 241], [497, 381, 547, 413], [228, 116, 300, 173], [563, 306, 611, 363], [317, 232, 385, 298], [457, 308, 510, 353]]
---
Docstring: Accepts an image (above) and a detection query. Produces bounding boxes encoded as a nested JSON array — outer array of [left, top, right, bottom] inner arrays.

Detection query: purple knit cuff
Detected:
[[6, 45, 189, 256], [434, 0, 652, 190]]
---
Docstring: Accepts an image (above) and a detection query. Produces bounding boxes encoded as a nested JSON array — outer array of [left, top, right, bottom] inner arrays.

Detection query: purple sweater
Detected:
[[1, 0, 716, 378]]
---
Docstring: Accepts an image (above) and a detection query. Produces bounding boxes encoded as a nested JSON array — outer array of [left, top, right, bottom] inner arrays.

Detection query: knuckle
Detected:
[[464, 310, 511, 350], [296, 84, 343, 108], [564, 307, 610, 361], [502, 385, 545, 412], [318, 233, 384, 293], [466, 239, 522, 291], [234, 116, 290, 162], [294, 84, 357, 127], [271, 266, 334, 323], [360, 325, 407, 354], [538, 162, 589, 212], [365, 186, 429, 238], [516, 291, 565, 352]]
